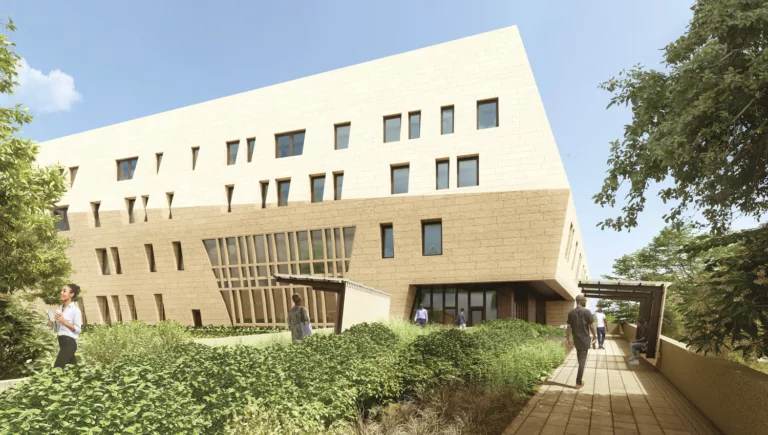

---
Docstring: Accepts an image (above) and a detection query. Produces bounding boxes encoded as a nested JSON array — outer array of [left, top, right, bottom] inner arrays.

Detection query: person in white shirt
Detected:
[[594, 307, 607, 350], [47, 284, 83, 368], [414, 304, 428, 327]]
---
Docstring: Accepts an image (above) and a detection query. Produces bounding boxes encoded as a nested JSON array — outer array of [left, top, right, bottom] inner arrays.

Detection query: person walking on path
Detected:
[[288, 293, 311, 342], [594, 307, 607, 349], [48, 284, 83, 368], [629, 317, 650, 365], [414, 304, 428, 327], [458, 308, 466, 330], [565, 295, 597, 389]]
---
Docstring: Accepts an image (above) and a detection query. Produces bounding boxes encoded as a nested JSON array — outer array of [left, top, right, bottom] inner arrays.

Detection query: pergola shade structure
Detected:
[[578, 280, 669, 358], [272, 273, 391, 334]]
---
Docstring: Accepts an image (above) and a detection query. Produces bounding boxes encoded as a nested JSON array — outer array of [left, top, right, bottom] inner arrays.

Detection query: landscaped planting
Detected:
[[0, 319, 566, 434]]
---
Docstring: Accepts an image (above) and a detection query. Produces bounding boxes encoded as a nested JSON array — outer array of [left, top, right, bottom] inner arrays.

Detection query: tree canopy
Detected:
[[595, 0, 768, 233], [0, 19, 71, 303]]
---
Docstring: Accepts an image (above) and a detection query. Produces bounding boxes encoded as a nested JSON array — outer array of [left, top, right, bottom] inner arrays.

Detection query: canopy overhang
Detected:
[[578, 280, 670, 359], [272, 273, 391, 334]]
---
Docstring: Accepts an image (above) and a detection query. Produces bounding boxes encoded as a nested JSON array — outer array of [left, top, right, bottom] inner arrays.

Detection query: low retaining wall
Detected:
[[623, 324, 768, 435], [0, 378, 26, 392]]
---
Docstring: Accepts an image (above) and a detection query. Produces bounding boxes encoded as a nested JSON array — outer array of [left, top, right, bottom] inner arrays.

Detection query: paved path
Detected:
[[503, 337, 721, 435]]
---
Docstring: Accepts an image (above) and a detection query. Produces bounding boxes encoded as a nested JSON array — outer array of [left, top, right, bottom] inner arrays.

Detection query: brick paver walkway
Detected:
[[503, 337, 721, 435]]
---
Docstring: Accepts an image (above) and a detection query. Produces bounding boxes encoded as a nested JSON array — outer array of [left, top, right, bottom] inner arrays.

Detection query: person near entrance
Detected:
[[629, 317, 649, 365], [47, 284, 83, 369], [594, 307, 607, 349], [458, 308, 466, 330], [565, 294, 597, 389], [414, 304, 428, 327]]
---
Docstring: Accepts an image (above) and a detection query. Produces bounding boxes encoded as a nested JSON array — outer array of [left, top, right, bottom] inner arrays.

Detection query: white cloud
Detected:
[[0, 58, 82, 113]]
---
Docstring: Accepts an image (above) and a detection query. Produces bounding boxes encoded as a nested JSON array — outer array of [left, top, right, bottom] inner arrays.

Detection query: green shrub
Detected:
[[79, 321, 191, 365], [1, 319, 567, 434], [0, 294, 56, 380], [0, 363, 209, 434]]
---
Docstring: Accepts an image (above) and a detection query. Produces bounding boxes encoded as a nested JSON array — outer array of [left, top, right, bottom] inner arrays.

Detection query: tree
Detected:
[[0, 19, 71, 303], [595, 0, 768, 233], [679, 225, 768, 357], [0, 293, 56, 380], [596, 299, 638, 324]]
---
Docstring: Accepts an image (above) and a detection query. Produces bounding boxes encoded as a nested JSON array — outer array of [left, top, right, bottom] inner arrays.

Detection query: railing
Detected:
[[623, 324, 768, 435]]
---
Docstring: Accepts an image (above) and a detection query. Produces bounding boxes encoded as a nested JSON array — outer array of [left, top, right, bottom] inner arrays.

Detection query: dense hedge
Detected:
[[0, 319, 565, 434], [81, 323, 283, 339]]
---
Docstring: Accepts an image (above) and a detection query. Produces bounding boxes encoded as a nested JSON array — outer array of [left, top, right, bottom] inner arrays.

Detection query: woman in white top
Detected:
[[47, 284, 83, 368]]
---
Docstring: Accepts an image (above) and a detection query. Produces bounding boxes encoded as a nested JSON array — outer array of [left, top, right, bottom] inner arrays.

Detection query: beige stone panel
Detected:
[[60, 189, 572, 325]]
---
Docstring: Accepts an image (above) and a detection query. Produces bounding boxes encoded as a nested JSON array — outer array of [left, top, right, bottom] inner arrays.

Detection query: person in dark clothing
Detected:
[[629, 317, 650, 363], [566, 295, 597, 389]]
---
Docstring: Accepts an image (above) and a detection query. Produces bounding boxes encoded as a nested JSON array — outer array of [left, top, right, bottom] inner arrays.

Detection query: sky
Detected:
[[3, 0, 748, 280]]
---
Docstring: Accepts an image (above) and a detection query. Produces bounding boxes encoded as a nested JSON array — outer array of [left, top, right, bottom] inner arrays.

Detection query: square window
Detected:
[[391, 165, 409, 195], [441, 106, 454, 135], [334, 172, 344, 200], [278, 180, 291, 207], [436, 159, 449, 190], [54, 207, 69, 231], [458, 156, 479, 187], [227, 141, 239, 165], [275, 131, 305, 158], [422, 221, 443, 256], [311, 175, 325, 203], [247, 138, 255, 163], [335, 123, 350, 150], [117, 157, 138, 181], [384, 115, 401, 143], [477, 99, 498, 129], [381, 224, 394, 258], [409, 111, 421, 139]]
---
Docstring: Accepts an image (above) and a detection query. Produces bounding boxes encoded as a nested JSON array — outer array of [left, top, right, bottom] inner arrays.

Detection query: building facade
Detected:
[[40, 26, 588, 328]]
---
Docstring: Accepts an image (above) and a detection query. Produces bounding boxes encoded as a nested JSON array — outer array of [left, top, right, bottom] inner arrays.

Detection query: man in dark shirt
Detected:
[[566, 295, 597, 389]]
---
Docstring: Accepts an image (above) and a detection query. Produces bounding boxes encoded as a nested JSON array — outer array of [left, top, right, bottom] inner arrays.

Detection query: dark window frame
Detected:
[[54, 206, 70, 231], [477, 98, 499, 129], [116, 157, 139, 181], [390, 164, 410, 195], [421, 219, 443, 256], [383, 114, 402, 143], [247, 138, 256, 163], [441, 106, 454, 135], [310, 174, 325, 203], [226, 140, 240, 165], [408, 111, 421, 140], [333, 172, 344, 200], [275, 130, 306, 159], [260, 181, 269, 209], [69, 166, 79, 186], [381, 223, 394, 259], [91, 202, 101, 228], [334, 122, 351, 150], [436, 158, 450, 190], [191, 147, 200, 170], [457, 155, 480, 188], [173, 241, 185, 271], [277, 179, 291, 207], [226, 185, 234, 213], [126, 197, 136, 224]]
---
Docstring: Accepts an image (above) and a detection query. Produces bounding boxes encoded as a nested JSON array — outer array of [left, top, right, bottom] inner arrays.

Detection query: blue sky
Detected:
[[3, 0, 724, 278]]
